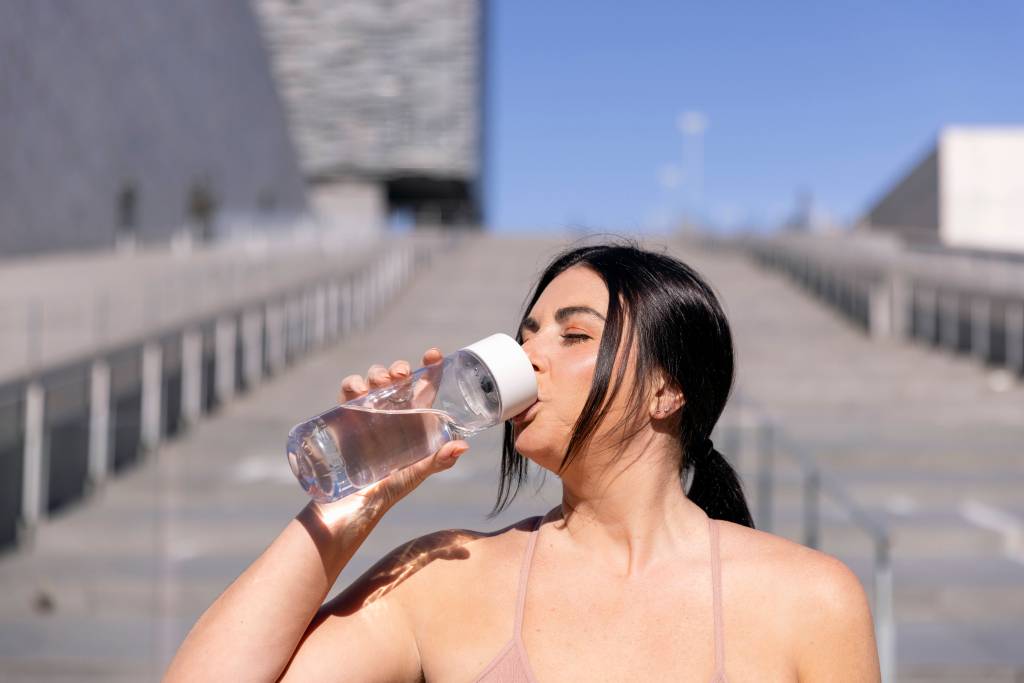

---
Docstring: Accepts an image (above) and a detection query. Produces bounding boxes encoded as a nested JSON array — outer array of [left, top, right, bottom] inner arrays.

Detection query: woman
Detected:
[[166, 240, 880, 682]]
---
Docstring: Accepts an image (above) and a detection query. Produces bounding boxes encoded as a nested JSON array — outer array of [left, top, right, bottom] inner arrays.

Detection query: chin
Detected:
[[512, 427, 540, 456], [513, 431, 564, 472]]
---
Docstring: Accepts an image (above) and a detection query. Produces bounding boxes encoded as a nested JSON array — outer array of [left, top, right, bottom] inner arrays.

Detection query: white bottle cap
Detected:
[[461, 333, 538, 422]]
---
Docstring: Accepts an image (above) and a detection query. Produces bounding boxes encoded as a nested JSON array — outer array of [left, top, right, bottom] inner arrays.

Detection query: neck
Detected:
[[547, 431, 708, 578]]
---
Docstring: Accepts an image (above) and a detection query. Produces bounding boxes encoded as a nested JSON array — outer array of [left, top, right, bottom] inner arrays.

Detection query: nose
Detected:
[[520, 336, 542, 373]]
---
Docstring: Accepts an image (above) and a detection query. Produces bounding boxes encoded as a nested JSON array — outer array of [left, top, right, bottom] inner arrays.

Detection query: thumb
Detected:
[[369, 440, 471, 507], [430, 439, 471, 471]]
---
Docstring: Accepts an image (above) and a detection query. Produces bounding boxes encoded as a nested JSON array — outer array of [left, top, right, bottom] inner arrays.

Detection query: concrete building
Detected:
[[252, 0, 486, 236], [861, 126, 1024, 252], [0, 0, 308, 259]]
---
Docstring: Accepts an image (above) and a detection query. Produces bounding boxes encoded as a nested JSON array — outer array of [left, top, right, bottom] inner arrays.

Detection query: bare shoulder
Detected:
[[717, 519, 869, 596], [321, 515, 542, 619], [716, 520, 880, 681]]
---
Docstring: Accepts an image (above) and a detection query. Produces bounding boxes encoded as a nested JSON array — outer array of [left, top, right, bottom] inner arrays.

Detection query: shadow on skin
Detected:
[[314, 516, 542, 618], [279, 514, 543, 679]]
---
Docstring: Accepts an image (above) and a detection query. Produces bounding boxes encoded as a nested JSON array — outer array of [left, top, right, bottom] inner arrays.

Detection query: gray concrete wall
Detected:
[[0, 0, 308, 258], [864, 146, 941, 243]]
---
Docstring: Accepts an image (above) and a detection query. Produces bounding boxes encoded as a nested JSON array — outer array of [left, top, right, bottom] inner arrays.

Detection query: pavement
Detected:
[[0, 232, 1021, 682]]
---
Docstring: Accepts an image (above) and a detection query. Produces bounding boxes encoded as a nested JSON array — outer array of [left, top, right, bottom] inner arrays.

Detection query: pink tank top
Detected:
[[472, 514, 728, 682]]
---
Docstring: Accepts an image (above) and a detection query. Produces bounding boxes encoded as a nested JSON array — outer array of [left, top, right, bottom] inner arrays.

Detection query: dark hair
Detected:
[[489, 237, 754, 528]]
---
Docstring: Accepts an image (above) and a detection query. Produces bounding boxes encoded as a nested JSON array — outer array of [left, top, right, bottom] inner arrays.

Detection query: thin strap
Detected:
[[709, 517, 726, 678], [513, 514, 545, 641]]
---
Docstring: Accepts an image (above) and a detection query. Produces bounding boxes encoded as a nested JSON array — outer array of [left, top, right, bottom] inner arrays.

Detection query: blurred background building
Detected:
[[860, 126, 1024, 253], [252, 0, 486, 237], [0, 1, 308, 258], [0, 0, 487, 259], [0, 0, 488, 550]]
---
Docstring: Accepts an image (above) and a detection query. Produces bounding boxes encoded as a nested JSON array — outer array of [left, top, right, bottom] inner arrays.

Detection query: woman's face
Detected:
[[512, 265, 636, 472]]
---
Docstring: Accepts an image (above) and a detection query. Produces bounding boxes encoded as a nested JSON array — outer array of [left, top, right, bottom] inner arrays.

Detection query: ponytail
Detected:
[[684, 437, 755, 528]]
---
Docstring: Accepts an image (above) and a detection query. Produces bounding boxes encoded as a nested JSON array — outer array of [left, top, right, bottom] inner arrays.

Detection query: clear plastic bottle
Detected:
[[286, 333, 537, 503]]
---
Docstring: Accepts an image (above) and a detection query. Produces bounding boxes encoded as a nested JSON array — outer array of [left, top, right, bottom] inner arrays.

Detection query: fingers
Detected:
[[399, 442, 469, 492], [366, 364, 392, 389], [337, 359, 415, 404], [368, 439, 471, 508], [337, 347, 441, 405], [432, 439, 470, 470], [338, 374, 368, 403], [422, 347, 443, 366]]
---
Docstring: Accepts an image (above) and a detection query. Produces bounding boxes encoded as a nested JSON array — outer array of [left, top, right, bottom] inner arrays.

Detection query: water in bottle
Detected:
[[287, 333, 536, 503]]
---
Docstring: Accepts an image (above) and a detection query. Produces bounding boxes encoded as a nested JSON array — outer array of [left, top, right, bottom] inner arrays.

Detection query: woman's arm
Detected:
[[164, 498, 391, 681], [164, 350, 470, 682]]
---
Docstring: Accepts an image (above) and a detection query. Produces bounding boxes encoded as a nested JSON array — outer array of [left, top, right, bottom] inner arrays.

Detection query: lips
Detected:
[[512, 399, 540, 423]]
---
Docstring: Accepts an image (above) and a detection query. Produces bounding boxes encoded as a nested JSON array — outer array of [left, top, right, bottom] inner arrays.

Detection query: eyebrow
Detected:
[[519, 306, 606, 334]]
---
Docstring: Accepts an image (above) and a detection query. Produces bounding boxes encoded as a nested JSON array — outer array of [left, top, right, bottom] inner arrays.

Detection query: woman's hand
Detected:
[[168, 349, 466, 681], [317, 346, 470, 520]]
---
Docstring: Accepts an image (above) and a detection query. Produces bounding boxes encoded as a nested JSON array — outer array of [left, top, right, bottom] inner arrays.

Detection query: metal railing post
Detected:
[[721, 420, 741, 473], [21, 380, 46, 537], [756, 420, 774, 533], [326, 282, 339, 342], [242, 308, 263, 388], [971, 295, 991, 361], [370, 265, 380, 324], [181, 328, 203, 425], [890, 273, 910, 340], [141, 341, 163, 452], [874, 535, 896, 683], [919, 287, 938, 345], [267, 301, 286, 374], [214, 316, 237, 404], [360, 271, 370, 330], [88, 358, 111, 488], [939, 291, 959, 350], [868, 280, 893, 340], [311, 287, 325, 350], [341, 278, 353, 337], [803, 468, 820, 549], [1006, 300, 1024, 374]]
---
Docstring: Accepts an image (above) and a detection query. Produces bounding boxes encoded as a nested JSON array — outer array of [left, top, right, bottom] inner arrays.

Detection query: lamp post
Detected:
[[677, 110, 709, 227]]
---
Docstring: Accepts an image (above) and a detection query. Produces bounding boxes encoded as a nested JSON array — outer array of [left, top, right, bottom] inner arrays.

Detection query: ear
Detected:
[[649, 371, 685, 419]]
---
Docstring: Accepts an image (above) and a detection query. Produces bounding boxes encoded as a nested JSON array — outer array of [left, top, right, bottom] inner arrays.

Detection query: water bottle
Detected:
[[286, 333, 537, 503]]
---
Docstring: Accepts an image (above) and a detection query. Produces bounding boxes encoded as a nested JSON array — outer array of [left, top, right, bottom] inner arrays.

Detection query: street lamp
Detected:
[[677, 110, 709, 227]]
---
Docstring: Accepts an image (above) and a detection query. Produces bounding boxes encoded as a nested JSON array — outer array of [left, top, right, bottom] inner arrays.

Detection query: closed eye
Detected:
[[562, 334, 590, 345]]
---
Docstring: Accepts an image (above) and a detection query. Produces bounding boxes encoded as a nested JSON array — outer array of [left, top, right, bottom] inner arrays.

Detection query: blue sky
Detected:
[[484, 1, 1024, 233]]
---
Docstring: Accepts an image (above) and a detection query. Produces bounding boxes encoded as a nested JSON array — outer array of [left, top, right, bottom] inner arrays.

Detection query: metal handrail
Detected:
[[0, 229, 461, 387], [1, 229, 460, 551], [717, 394, 896, 683], [739, 232, 1024, 376]]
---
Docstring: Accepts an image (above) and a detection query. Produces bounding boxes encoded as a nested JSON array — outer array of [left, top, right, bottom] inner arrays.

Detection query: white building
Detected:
[[861, 126, 1024, 252]]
